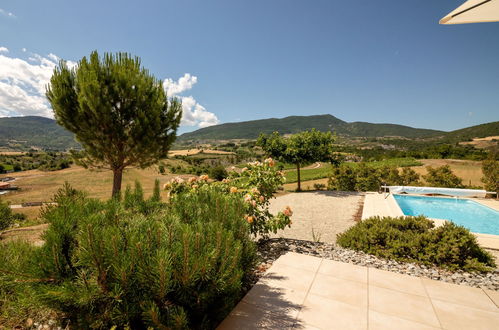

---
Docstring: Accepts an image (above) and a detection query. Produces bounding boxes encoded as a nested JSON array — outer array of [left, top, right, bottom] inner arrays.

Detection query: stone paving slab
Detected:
[[217, 252, 499, 330]]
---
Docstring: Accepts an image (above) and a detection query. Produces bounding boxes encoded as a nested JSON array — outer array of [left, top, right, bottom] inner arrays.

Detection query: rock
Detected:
[[256, 238, 499, 291]]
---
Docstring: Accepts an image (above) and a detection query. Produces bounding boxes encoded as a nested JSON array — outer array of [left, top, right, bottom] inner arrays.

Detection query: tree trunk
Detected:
[[296, 163, 301, 192], [112, 168, 123, 198]]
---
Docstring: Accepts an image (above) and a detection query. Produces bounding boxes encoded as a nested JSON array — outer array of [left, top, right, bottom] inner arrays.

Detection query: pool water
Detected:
[[393, 195, 499, 235]]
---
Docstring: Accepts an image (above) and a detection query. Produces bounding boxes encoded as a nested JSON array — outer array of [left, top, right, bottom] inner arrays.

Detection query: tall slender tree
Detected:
[[258, 129, 336, 191], [47, 51, 182, 197]]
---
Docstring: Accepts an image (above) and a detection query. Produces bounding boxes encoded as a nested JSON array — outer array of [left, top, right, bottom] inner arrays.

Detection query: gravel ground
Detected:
[[256, 238, 499, 291], [268, 191, 364, 243]]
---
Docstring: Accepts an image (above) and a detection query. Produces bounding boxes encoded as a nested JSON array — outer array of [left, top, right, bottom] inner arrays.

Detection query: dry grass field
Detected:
[[168, 149, 234, 156], [0, 165, 190, 205], [460, 136, 499, 149], [411, 159, 484, 187]]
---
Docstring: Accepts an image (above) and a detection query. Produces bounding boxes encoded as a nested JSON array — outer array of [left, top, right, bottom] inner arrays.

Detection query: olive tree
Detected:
[[257, 129, 336, 191], [47, 51, 182, 197]]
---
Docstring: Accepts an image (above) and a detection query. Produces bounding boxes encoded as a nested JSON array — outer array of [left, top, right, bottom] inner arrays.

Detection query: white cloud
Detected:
[[22, 48, 26, 52], [0, 8, 16, 18], [163, 74, 219, 128], [0, 51, 58, 118], [0, 51, 219, 128]]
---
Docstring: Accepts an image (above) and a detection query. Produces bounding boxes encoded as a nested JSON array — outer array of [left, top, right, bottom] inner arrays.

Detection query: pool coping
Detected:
[[362, 193, 499, 250]]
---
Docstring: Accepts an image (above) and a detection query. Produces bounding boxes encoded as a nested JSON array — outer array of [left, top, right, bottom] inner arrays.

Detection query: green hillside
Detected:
[[0, 115, 496, 151], [0, 116, 79, 151], [179, 114, 444, 141], [440, 121, 499, 143]]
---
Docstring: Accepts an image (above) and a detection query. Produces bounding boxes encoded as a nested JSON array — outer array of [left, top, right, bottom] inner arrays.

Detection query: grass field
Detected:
[[0, 165, 187, 205]]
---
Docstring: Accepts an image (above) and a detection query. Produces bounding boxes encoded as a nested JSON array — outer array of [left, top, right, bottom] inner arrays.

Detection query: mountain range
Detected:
[[0, 115, 497, 151]]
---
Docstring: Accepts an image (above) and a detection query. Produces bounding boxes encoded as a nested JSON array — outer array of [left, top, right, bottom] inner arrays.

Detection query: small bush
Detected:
[[208, 165, 228, 181], [481, 158, 499, 194], [0, 199, 26, 231], [0, 183, 257, 328], [423, 165, 463, 188], [313, 183, 326, 190], [337, 216, 495, 272]]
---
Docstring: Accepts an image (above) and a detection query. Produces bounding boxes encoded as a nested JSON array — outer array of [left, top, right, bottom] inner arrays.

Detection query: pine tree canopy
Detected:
[[46, 51, 182, 196]]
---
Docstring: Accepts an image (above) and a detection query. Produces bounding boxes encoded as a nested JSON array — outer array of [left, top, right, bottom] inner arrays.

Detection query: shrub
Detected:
[[0, 199, 25, 231], [165, 158, 292, 237], [313, 183, 326, 190], [423, 165, 463, 188], [399, 167, 420, 185], [208, 165, 228, 181], [337, 216, 495, 272], [328, 165, 356, 191], [0, 183, 256, 328], [328, 164, 420, 192], [481, 158, 499, 194]]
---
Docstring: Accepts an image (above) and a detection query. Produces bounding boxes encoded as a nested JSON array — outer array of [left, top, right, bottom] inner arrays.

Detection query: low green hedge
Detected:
[[337, 216, 496, 272]]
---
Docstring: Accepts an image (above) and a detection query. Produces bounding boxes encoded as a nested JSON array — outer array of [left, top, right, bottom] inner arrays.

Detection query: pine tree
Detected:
[[46, 51, 182, 197]]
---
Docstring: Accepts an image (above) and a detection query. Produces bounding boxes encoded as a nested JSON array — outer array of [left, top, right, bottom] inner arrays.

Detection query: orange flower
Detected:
[[230, 186, 238, 193], [283, 206, 293, 217], [245, 215, 254, 223], [199, 175, 209, 181], [188, 177, 197, 183], [264, 158, 275, 167]]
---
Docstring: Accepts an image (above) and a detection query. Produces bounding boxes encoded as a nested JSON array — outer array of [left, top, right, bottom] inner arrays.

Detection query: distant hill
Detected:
[[440, 121, 499, 143], [179, 114, 444, 141], [0, 115, 497, 151], [0, 116, 79, 150]]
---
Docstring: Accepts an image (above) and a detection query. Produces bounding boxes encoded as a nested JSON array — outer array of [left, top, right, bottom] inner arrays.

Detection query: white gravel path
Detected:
[[268, 191, 364, 243]]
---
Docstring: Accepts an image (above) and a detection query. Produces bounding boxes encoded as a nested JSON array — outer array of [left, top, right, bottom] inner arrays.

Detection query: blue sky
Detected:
[[0, 0, 498, 133]]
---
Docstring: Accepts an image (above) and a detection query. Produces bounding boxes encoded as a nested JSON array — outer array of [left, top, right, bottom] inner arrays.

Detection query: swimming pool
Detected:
[[393, 195, 499, 235]]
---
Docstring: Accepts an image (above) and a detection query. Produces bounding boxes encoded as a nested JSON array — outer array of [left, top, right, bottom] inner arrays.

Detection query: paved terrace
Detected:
[[218, 252, 499, 330]]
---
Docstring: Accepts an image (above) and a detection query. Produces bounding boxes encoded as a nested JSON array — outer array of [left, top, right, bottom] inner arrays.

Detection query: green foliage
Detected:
[[46, 51, 182, 196], [481, 158, 499, 193], [0, 152, 73, 172], [165, 159, 292, 237], [258, 129, 336, 190], [423, 165, 464, 188], [399, 167, 421, 185], [337, 216, 495, 272], [208, 165, 228, 181], [0, 199, 25, 231], [328, 163, 421, 191], [0, 183, 256, 328]]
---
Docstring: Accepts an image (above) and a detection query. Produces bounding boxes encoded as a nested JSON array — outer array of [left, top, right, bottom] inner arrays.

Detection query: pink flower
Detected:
[[188, 177, 197, 183], [251, 200, 257, 207], [283, 206, 293, 217], [244, 194, 252, 202], [259, 195, 265, 202]]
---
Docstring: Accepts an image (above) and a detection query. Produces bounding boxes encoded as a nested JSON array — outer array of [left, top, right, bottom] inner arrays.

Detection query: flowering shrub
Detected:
[[164, 158, 293, 236]]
